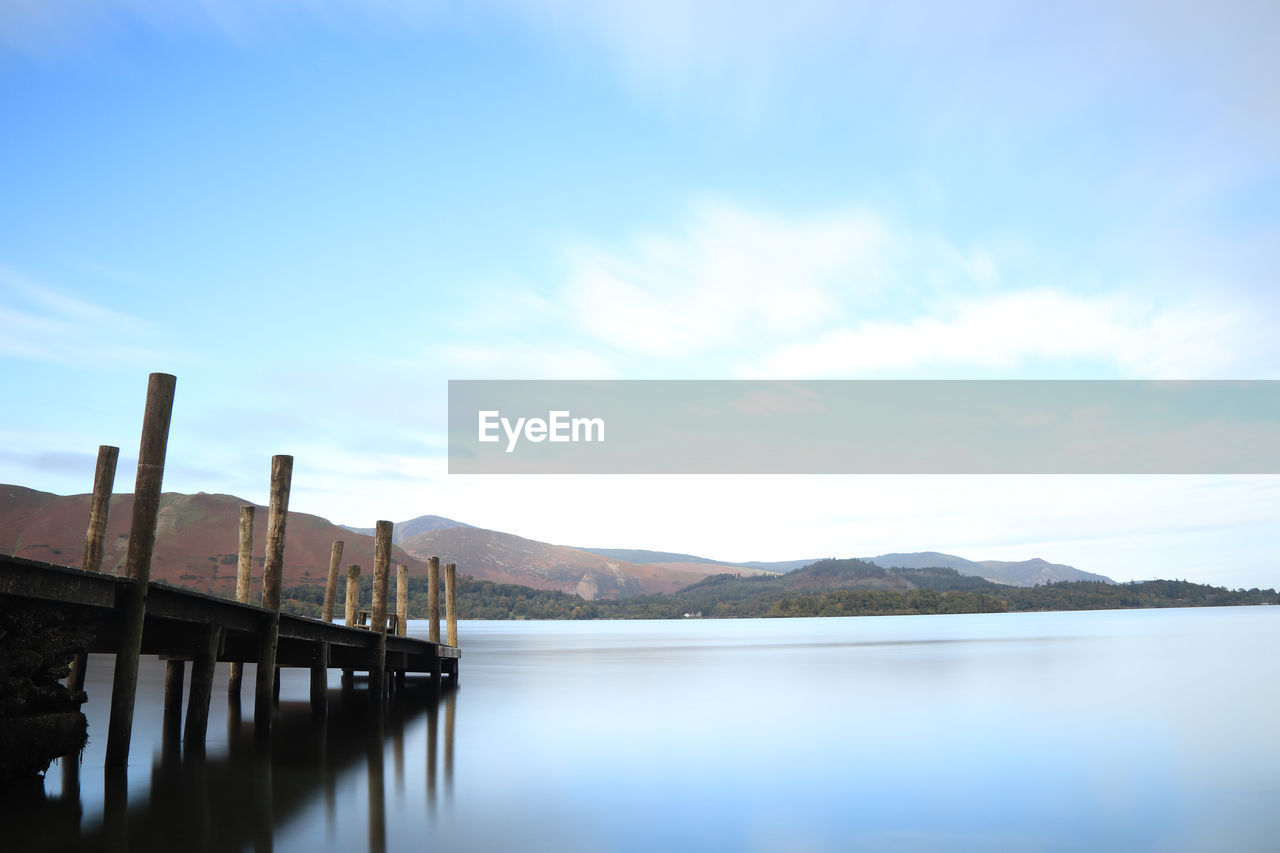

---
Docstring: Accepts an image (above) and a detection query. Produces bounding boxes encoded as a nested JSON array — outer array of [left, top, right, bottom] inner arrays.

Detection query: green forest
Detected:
[[279, 558, 1279, 622]]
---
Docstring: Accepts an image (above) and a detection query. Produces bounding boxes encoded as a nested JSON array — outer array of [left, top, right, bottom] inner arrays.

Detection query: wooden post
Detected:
[[321, 540, 344, 622], [396, 564, 408, 637], [310, 641, 329, 713], [445, 562, 458, 648], [427, 556, 440, 644], [235, 505, 255, 602], [163, 660, 185, 716], [105, 372, 176, 768], [370, 521, 392, 697], [82, 444, 119, 573], [345, 564, 360, 626], [69, 444, 119, 692], [228, 505, 254, 693], [184, 623, 222, 748], [254, 454, 292, 731]]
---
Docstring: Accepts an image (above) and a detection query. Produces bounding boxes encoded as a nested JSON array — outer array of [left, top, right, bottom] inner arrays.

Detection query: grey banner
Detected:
[[448, 380, 1280, 474]]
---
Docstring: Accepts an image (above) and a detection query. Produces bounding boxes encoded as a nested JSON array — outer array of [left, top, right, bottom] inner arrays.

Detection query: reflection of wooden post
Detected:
[[370, 521, 392, 697], [396, 564, 408, 637], [322, 540, 344, 622], [255, 455, 292, 731], [367, 708, 387, 853], [443, 685, 455, 792], [426, 698, 438, 810], [106, 372, 176, 768], [445, 562, 458, 648], [69, 444, 119, 691], [427, 556, 440, 644], [229, 505, 255, 693], [345, 564, 360, 626]]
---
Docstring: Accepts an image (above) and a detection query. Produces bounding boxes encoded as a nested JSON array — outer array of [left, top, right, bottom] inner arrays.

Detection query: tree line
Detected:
[[278, 561, 1278, 622]]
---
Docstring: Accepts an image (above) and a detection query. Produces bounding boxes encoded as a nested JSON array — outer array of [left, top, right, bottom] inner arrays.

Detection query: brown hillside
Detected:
[[1, 484, 739, 602], [398, 527, 719, 599], [0, 485, 428, 597]]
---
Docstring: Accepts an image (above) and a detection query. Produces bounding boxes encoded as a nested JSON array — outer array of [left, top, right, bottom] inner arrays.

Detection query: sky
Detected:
[[2, 1, 1278, 588]]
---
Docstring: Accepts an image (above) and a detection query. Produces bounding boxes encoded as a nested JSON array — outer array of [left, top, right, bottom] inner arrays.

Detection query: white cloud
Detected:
[[539, 201, 1274, 380], [560, 201, 889, 359], [752, 288, 1257, 379]]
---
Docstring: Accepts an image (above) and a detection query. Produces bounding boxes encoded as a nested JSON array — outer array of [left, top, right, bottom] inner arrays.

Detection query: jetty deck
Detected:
[[0, 554, 460, 677]]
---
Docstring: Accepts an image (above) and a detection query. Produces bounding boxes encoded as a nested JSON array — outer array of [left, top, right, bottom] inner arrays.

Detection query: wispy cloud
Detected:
[[752, 289, 1256, 379], [0, 266, 176, 367], [559, 201, 890, 360], [529, 200, 1273, 379]]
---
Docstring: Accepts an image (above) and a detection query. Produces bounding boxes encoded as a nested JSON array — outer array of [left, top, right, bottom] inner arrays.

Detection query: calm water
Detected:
[[6, 607, 1279, 852]]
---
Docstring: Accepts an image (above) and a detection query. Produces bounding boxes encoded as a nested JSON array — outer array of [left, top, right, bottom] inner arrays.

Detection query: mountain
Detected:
[[737, 558, 824, 573], [341, 514, 472, 543], [577, 546, 783, 578], [398, 527, 735, 599], [0, 483, 1112, 601], [0, 485, 429, 597], [579, 547, 724, 566], [0, 485, 752, 602], [864, 551, 1113, 586], [975, 557, 1113, 586]]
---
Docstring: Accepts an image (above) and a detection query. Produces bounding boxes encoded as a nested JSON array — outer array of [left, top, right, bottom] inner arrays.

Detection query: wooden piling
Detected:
[[445, 562, 458, 648], [427, 556, 440, 644], [228, 505, 255, 694], [310, 641, 329, 712], [370, 521, 392, 696], [69, 444, 119, 691], [82, 444, 119, 573], [396, 564, 408, 637], [105, 372, 176, 768], [254, 454, 292, 731], [163, 660, 185, 716], [235, 505, 255, 603], [345, 564, 360, 626], [321, 540, 344, 622], [184, 623, 222, 748]]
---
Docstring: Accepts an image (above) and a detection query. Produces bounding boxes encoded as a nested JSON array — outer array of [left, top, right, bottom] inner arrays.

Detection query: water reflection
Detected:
[[5, 675, 457, 853]]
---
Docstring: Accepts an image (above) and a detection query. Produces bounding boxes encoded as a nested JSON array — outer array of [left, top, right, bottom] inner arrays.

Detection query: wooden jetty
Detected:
[[0, 372, 460, 775]]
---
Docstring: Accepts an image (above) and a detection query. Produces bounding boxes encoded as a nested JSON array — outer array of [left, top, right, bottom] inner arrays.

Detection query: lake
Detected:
[[6, 606, 1279, 851]]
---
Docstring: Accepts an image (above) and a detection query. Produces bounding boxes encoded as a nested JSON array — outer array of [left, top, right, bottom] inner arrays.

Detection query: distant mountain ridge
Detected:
[[864, 552, 1114, 586], [341, 514, 472, 543], [1, 484, 1111, 602], [582, 546, 1112, 587]]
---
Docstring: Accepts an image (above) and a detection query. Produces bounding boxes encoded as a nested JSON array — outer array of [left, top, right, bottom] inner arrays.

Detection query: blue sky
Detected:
[[2, 1, 1278, 587]]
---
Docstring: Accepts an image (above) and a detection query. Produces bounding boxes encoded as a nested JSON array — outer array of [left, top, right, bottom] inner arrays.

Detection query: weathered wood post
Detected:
[[228, 504, 255, 694], [321, 540, 344, 622], [396, 564, 408, 637], [105, 372, 176, 768], [345, 564, 361, 626], [427, 556, 440, 643], [445, 562, 458, 648], [163, 660, 185, 717], [343, 563, 360, 687], [184, 623, 223, 748], [254, 454, 292, 731], [82, 444, 119, 573], [69, 444, 119, 691], [310, 641, 329, 713], [370, 521, 392, 698]]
